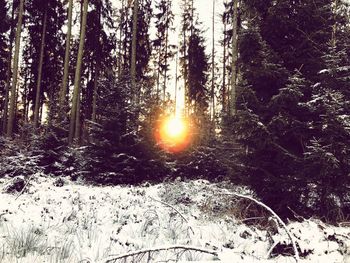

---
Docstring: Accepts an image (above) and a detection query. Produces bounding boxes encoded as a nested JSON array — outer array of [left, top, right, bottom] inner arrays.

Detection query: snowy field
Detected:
[[0, 175, 349, 263]]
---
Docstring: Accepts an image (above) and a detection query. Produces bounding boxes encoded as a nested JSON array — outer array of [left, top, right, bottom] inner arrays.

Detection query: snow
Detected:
[[0, 175, 349, 262]]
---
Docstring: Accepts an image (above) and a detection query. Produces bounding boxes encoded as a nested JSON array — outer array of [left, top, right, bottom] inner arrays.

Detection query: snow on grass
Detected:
[[0, 175, 349, 262]]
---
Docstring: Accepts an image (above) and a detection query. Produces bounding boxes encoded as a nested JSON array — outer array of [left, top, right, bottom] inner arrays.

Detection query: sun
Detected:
[[156, 116, 191, 153]]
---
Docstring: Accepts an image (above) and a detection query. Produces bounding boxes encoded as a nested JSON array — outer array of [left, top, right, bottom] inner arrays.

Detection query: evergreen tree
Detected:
[[24, 0, 64, 126], [7, 0, 24, 137], [0, 0, 10, 133], [154, 0, 175, 101], [69, 0, 88, 144]]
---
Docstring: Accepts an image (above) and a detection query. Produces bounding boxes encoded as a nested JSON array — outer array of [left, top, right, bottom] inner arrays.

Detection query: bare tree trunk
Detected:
[[75, 91, 81, 140], [68, 0, 88, 144], [211, 0, 215, 122], [332, 0, 338, 47], [59, 0, 73, 120], [2, 2, 15, 134], [156, 45, 161, 102], [23, 72, 29, 124], [163, 1, 170, 101], [230, 0, 238, 116], [131, 0, 138, 104], [174, 51, 178, 116], [92, 4, 102, 123], [7, 0, 25, 137], [33, 7, 48, 128], [117, 0, 125, 78], [222, 7, 227, 114]]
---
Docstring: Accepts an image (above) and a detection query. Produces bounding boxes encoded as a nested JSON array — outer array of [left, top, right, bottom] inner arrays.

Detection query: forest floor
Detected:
[[0, 175, 349, 263]]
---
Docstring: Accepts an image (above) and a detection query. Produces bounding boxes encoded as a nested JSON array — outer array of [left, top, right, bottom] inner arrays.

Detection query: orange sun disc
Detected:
[[156, 116, 191, 153]]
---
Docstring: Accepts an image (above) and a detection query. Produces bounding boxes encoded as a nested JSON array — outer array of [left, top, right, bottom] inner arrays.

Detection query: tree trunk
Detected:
[[230, 0, 238, 116], [59, 0, 73, 120], [2, 1, 15, 134], [163, 12, 169, 101], [68, 0, 88, 144], [211, 0, 215, 122], [92, 4, 102, 123], [174, 51, 178, 116], [33, 6, 48, 128], [131, 0, 138, 104], [7, 0, 24, 137], [332, 0, 338, 47], [222, 7, 227, 113]]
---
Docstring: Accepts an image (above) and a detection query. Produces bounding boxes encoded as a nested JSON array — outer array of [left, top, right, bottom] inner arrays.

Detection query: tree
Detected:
[[33, 5, 48, 128], [230, 0, 238, 115], [130, 0, 138, 104], [7, 0, 25, 137], [0, 0, 12, 133], [154, 0, 175, 101], [231, 0, 350, 220], [69, 0, 88, 144], [58, 0, 73, 121]]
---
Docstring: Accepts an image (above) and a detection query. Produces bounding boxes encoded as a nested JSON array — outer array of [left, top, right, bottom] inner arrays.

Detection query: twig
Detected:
[[101, 245, 218, 263], [266, 239, 279, 259], [150, 197, 195, 235], [223, 192, 300, 262]]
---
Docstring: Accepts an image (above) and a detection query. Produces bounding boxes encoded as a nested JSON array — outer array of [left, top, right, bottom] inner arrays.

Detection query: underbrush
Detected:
[[0, 178, 349, 262]]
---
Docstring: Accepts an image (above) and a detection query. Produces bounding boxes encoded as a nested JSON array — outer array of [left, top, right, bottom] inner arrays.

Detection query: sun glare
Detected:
[[156, 116, 191, 153]]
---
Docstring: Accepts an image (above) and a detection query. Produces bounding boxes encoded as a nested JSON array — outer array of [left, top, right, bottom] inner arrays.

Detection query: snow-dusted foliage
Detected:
[[0, 177, 349, 262]]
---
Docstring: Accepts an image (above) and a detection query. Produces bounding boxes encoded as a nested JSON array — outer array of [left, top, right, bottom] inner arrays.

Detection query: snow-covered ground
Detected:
[[0, 175, 349, 262]]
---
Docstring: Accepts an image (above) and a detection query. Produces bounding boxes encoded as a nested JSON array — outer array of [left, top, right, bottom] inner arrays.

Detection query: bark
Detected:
[[332, 0, 338, 47], [59, 0, 73, 120], [2, 2, 15, 134], [163, 1, 169, 101], [131, 0, 138, 104], [230, 0, 238, 116], [7, 0, 25, 137], [33, 7, 48, 128], [222, 9, 227, 113], [174, 51, 178, 116], [68, 0, 88, 144], [211, 0, 215, 121], [92, 5, 102, 123]]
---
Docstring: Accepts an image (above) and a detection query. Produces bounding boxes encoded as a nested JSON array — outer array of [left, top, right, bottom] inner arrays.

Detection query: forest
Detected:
[[0, 0, 350, 262]]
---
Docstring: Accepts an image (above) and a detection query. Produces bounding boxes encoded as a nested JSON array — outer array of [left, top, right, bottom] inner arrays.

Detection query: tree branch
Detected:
[[102, 245, 218, 263], [223, 192, 300, 262]]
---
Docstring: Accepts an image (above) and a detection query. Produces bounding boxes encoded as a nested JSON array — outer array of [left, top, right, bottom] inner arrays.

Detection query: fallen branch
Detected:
[[266, 239, 279, 259], [102, 245, 218, 263], [150, 197, 195, 235], [223, 192, 300, 262], [15, 174, 34, 200]]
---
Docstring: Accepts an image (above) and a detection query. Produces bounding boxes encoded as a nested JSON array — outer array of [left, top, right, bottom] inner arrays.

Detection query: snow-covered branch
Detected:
[[223, 192, 300, 262], [101, 245, 218, 263]]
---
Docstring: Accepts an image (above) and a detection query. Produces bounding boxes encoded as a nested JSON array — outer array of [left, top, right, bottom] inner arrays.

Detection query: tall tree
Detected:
[[230, 0, 238, 115], [0, 0, 12, 133], [211, 0, 215, 121], [131, 0, 138, 104], [59, 0, 73, 120], [7, 0, 24, 137], [154, 0, 175, 101], [33, 5, 48, 128], [69, 0, 88, 144]]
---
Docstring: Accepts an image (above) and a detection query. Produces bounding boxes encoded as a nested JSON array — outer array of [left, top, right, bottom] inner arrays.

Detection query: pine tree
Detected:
[[69, 0, 88, 144], [130, 0, 138, 104], [7, 0, 24, 137], [0, 0, 11, 133], [58, 0, 73, 121], [33, 4, 48, 128], [154, 0, 175, 101]]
